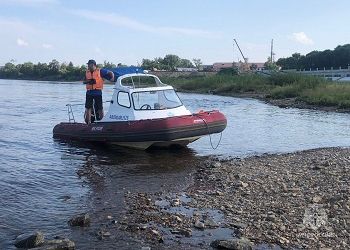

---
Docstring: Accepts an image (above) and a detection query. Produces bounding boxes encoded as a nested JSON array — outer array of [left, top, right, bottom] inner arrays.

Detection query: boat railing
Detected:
[[66, 100, 112, 123]]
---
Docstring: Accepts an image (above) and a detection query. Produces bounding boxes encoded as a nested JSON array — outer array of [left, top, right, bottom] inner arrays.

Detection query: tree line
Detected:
[[276, 44, 350, 70], [141, 54, 202, 71], [0, 60, 119, 81], [0, 55, 203, 81], [3, 44, 349, 81]]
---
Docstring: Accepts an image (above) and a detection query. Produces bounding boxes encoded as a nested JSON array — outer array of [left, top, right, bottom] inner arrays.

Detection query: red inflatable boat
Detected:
[[53, 110, 226, 149], [53, 71, 227, 149]]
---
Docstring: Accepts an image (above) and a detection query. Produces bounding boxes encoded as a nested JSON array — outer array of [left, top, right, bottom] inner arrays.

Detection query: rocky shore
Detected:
[[120, 147, 350, 249], [265, 97, 350, 114]]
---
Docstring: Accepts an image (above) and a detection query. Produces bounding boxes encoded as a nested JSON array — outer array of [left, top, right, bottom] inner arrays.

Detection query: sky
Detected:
[[1, 0, 350, 66]]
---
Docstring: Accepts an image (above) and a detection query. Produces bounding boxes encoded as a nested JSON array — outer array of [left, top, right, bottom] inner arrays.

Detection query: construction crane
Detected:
[[233, 39, 250, 72]]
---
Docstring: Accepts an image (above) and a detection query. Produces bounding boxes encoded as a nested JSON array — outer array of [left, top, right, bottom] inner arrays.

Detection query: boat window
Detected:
[[121, 75, 159, 88], [117, 91, 131, 108], [132, 89, 182, 110]]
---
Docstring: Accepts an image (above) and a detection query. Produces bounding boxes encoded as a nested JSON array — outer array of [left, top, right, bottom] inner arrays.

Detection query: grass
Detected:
[[163, 74, 271, 94], [159, 73, 350, 109], [301, 83, 350, 108]]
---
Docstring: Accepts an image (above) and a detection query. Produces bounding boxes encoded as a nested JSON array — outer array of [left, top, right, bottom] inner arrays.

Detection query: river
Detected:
[[1, 79, 350, 249]]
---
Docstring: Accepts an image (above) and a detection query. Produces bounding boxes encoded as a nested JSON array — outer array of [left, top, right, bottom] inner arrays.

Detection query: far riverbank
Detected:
[[2, 72, 350, 114], [162, 73, 350, 114]]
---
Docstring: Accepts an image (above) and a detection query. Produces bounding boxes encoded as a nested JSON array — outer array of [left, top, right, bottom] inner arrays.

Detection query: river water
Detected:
[[1, 79, 350, 249]]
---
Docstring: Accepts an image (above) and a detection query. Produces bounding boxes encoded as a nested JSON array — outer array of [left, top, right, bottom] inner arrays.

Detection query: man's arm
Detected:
[[100, 68, 115, 82]]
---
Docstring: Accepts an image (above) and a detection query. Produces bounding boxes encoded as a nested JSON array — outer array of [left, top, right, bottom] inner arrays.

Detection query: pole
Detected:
[[233, 40, 235, 68], [271, 39, 274, 63]]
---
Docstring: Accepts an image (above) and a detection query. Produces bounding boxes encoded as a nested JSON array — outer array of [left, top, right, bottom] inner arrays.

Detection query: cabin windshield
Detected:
[[132, 89, 183, 110], [121, 75, 161, 88]]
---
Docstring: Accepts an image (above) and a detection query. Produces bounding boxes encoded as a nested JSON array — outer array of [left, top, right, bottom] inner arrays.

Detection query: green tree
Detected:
[[192, 58, 203, 70], [48, 59, 60, 74], [117, 63, 128, 67], [264, 57, 279, 71], [276, 44, 350, 70], [35, 62, 49, 77], [250, 63, 258, 70], [3, 62, 18, 77], [103, 60, 116, 68], [141, 59, 156, 70], [178, 59, 194, 68], [163, 54, 180, 71]]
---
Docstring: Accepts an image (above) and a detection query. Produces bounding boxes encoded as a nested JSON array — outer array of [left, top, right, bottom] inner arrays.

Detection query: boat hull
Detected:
[[53, 111, 227, 149]]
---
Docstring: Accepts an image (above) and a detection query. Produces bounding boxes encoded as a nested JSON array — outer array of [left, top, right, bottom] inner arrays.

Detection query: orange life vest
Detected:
[[85, 69, 104, 90]]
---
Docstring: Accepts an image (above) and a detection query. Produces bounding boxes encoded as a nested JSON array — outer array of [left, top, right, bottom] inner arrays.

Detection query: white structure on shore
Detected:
[[212, 62, 266, 71], [283, 66, 350, 81]]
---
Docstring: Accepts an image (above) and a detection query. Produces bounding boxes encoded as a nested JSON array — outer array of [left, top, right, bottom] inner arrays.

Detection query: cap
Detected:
[[87, 59, 96, 65]]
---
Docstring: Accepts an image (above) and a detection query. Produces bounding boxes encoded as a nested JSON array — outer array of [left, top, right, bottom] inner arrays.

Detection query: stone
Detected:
[[172, 198, 181, 206], [231, 222, 247, 229], [14, 231, 45, 248], [68, 214, 90, 227], [279, 236, 290, 244], [96, 230, 111, 240], [267, 214, 276, 222], [194, 220, 205, 230], [193, 211, 201, 216], [210, 237, 253, 250], [312, 195, 322, 203], [173, 215, 182, 223], [240, 181, 249, 188], [212, 162, 222, 168], [178, 228, 192, 237], [205, 218, 219, 228], [102, 231, 111, 237], [31, 238, 75, 250], [151, 229, 160, 236], [59, 195, 71, 201]]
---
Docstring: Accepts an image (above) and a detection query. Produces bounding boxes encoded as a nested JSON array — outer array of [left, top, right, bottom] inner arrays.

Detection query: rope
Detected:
[[194, 113, 223, 150]]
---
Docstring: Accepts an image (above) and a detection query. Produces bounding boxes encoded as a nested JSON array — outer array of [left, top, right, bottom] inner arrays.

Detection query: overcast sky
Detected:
[[1, 0, 349, 66]]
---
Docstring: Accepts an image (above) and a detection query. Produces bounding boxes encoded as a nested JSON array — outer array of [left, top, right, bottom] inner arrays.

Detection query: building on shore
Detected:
[[212, 62, 266, 72], [176, 67, 198, 72], [283, 66, 350, 81]]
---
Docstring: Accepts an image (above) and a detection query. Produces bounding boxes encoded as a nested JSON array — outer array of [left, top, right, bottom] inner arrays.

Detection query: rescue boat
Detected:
[[53, 68, 227, 150]]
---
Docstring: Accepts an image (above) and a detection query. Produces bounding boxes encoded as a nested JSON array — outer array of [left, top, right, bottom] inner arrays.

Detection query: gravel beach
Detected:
[[121, 147, 350, 249]]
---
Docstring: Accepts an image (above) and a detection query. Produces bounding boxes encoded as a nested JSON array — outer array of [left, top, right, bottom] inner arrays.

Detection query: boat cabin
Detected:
[[102, 72, 191, 122]]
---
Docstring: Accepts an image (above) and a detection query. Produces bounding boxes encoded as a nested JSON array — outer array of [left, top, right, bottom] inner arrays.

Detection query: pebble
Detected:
[[68, 213, 90, 227], [14, 231, 44, 248], [205, 218, 219, 228], [173, 215, 182, 223], [240, 181, 249, 188], [172, 198, 181, 206], [194, 220, 205, 230], [210, 237, 253, 250], [313, 195, 322, 203]]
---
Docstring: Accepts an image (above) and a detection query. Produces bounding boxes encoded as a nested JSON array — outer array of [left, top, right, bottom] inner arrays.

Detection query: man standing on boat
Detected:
[[84, 59, 114, 124]]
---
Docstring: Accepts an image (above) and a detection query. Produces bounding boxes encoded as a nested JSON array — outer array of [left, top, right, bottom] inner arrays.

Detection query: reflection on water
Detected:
[[1, 79, 350, 248]]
